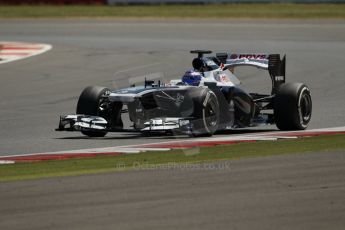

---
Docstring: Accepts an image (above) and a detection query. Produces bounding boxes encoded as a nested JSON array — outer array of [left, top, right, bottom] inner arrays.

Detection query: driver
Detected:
[[181, 69, 203, 86], [181, 57, 214, 86]]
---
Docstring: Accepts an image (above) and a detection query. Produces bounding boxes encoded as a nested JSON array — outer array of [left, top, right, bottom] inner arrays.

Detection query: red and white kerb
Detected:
[[0, 41, 52, 64]]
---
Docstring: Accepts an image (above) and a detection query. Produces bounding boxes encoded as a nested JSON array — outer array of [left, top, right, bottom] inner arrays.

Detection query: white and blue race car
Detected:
[[57, 50, 312, 137]]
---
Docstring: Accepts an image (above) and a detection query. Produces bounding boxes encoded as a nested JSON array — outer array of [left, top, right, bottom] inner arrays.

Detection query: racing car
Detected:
[[56, 50, 312, 137]]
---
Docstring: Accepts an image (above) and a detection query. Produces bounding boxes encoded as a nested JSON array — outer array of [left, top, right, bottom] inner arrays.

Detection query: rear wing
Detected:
[[216, 53, 286, 94]]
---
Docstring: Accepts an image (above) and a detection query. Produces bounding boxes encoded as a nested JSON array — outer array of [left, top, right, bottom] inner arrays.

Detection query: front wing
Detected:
[[56, 115, 192, 134]]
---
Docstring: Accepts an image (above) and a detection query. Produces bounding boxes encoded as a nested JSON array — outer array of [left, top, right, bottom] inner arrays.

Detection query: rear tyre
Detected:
[[76, 86, 109, 137], [274, 83, 312, 130], [190, 89, 220, 137]]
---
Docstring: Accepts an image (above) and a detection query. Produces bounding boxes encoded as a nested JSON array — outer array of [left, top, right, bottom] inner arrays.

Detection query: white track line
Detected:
[[0, 160, 15, 165], [50, 147, 172, 155]]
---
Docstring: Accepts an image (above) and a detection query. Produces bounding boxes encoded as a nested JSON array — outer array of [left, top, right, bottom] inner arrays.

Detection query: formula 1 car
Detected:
[[56, 50, 312, 137]]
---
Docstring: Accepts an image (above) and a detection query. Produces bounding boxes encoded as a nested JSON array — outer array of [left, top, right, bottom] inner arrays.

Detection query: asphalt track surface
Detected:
[[1, 151, 345, 230], [1, 19, 345, 230], [1, 19, 345, 156]]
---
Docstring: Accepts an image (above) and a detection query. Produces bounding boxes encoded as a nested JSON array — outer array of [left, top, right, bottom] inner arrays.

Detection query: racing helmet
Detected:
[[182, 69, 202, 86]]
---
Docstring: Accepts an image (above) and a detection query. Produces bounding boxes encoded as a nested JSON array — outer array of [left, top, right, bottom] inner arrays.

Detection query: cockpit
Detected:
[[181, 50, 241, 87]]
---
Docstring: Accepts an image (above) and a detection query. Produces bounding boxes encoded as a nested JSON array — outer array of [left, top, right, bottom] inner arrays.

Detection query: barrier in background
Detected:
[[0, 0, 344, 4], [0, 0, 105, 4]]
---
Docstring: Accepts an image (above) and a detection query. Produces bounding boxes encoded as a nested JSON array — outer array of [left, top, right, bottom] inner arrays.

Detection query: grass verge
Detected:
[[0, 4, 344, 19], [0, 134, 345, 182]]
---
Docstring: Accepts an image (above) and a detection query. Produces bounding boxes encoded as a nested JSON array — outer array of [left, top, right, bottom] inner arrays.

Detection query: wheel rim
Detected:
[[300, 91, 312, 123], [97, 90, 110, 116], [204, 101, 218, 128]]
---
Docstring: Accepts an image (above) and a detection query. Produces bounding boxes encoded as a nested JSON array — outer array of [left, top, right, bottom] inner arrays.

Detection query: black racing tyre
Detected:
[[274, 83, 312, 130], [76, 86, 109, 137], [190, 89, 220, 137]]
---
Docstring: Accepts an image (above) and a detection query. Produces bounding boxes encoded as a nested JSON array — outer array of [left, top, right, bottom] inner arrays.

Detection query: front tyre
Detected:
[[274, 83, 312, 130], [76, 86, 109, 137], [190, 89, 220, 137]]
